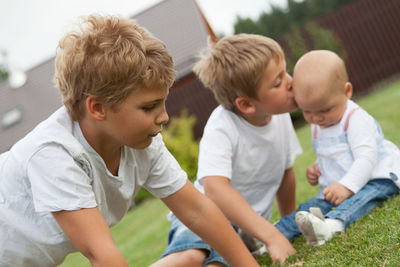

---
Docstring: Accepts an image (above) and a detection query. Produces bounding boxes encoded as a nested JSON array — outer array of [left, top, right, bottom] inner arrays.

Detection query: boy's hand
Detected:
[[323, 183, 354, 205], [306, 163, 320, 186], [266, 233, 296, 264]]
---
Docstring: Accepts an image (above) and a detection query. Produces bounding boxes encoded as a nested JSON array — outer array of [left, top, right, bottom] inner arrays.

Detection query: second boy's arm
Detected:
[[276, 167, 296, 217], [203, 176, 295, 264], [162, 180, 259, 267]]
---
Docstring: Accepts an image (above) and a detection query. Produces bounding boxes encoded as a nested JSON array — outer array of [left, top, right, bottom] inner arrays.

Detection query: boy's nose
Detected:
[[286, 73, 293, 90], [156, 105, 169, 125], [286, 73, 294, 96]]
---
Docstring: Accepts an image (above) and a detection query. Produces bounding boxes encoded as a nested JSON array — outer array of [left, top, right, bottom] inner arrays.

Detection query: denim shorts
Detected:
[[160, 215, 235, 266]]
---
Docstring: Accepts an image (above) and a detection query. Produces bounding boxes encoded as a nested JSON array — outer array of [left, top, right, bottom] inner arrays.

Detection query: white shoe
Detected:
[[295, 209, 332, 247], [238, 229, 268, 257], [325, 218, 345, 234], [251, 244, 268, 257]]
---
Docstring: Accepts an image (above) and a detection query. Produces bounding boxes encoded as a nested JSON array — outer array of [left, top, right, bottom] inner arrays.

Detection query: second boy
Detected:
[[153, 34, 302, 266]]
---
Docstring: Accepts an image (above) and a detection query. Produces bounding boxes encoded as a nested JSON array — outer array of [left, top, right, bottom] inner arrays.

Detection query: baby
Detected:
[[274, 50, 400, 246]]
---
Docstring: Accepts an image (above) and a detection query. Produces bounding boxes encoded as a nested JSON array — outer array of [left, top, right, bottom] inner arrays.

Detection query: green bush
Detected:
[[134, 109, 199, 204], [0, 64, 9, 81], [162, 109, 199, 182]]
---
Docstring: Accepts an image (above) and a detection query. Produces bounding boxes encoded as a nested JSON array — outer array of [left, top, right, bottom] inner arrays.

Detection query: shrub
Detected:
[[162, 109, 199, 182], [0, 64, 9, 81], [133, 109, 199, 204]]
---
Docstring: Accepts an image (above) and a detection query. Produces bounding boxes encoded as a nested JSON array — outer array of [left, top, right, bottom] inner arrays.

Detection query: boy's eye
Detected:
[[142, 104, 157, 112], [273, 80, 282, 88]]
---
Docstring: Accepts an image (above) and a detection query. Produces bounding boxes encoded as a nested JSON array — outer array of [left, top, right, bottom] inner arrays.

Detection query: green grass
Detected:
[[60, 80, 400, 266]]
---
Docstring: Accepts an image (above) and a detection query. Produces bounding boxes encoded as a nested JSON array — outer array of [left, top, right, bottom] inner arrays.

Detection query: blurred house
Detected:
[[0, 0, 218, 153], [0, 59, 61, 152], [1, 0, 399, 153]]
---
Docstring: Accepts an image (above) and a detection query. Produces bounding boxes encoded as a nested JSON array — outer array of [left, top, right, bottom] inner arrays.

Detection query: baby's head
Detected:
[[54, 14, 175, 121], [293, 50, 352, 128], [193, 34, 296, 117]]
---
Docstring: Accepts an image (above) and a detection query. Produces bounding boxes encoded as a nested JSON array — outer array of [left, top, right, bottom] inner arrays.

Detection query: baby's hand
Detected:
[[306, 163, 320, 186], [323, 183, 354, 205]]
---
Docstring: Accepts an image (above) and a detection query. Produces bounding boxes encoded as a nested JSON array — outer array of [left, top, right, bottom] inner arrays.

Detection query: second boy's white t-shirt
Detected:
[[195, 106, 302, 220]]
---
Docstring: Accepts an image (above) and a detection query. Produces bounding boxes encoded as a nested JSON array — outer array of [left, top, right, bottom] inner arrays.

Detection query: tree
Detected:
[[234, 0, 355, 38], [0, 65, 8, 81], [234, 16, 264, 35], [234, 0, 353, 71], [0, 50, 9, 81], [284, 21, 344, 73]]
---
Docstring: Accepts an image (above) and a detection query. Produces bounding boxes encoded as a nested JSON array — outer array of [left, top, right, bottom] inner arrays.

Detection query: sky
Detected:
[[0, 0, 286, 72]]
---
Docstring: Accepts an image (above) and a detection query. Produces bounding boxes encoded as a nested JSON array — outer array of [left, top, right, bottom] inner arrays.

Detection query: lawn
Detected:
[[60, 79, 400, 266]]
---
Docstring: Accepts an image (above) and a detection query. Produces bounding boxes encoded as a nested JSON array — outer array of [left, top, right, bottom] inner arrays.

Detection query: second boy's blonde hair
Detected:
[[193, 34, 283, 111], [54, 14, 175, 121]]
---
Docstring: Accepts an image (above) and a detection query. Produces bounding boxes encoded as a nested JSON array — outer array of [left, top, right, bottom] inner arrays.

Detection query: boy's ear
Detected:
[[344, 82, 353, 99], [235, 96, 256, 115], [85, 96, 106, 121]]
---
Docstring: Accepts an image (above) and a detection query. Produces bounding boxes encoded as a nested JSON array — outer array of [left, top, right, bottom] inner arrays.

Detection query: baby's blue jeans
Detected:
[[275, 178, 399, 241]]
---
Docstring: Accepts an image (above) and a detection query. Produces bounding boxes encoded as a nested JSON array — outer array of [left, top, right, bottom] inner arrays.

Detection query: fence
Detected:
[[319, 0, 400, 95], [166, 0, 400, 138]]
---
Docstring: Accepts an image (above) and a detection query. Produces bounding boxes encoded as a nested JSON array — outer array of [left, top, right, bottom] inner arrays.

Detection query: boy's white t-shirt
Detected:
[[195, 106, 302, 220], [0, 107, 187, 266]]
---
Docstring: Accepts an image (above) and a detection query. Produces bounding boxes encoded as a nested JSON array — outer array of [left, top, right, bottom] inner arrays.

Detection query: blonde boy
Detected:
[[0, 15, 259, 267], [274, 50, 400, 246], [155, 34, 301, 266]]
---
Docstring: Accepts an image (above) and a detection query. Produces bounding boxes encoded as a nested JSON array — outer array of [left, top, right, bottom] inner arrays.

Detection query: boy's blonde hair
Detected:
[[193, 34, 283, 111], [54, 14, 175, 121]]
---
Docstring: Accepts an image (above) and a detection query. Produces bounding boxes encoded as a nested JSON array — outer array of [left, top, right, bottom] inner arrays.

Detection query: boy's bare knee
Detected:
[[178, 249, 208, 266], [153, 249, 207, 267]]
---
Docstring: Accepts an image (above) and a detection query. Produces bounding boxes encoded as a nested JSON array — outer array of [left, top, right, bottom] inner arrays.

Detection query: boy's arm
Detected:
[[52, 208, 129, 267], [203, 176, 295, 264], [276, 167, 296, 217], [162, 180, 259, 267]]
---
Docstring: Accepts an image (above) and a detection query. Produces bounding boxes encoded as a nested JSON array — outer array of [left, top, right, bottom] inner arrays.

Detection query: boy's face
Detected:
[[252, 57, 298, 116], [103, 86, 169, 149]]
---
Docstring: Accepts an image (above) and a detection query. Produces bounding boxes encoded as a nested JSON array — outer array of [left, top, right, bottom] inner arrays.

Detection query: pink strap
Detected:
[[312, 107, 360, 138], [344, 107, 361, 131], [312, 124, 318, 139]]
